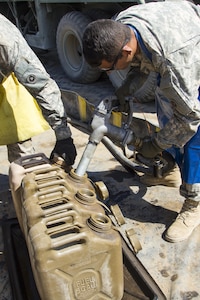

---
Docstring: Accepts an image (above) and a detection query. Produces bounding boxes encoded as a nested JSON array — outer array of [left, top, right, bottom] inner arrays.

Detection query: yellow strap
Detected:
[[78, 95, 87, 122]]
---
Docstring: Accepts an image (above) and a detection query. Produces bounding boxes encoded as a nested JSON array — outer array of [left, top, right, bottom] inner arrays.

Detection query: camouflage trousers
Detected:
[[7, 139, 35, 163]]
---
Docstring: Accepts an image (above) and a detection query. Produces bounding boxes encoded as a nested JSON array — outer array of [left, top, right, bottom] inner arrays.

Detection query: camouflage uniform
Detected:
[[7, 139, 35, 163], [0, 13, 71, 142], [116, 1, 200, 200]]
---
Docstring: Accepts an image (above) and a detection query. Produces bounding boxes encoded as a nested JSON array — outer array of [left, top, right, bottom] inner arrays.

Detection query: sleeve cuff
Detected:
[[54, 124, 72, 140]]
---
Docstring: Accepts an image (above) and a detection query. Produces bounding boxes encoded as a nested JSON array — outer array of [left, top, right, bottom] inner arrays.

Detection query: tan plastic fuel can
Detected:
[[10, 153, 124, 300]]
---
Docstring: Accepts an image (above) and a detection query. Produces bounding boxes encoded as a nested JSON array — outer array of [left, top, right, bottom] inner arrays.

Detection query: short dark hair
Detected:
[[82, 19, 131, 67]]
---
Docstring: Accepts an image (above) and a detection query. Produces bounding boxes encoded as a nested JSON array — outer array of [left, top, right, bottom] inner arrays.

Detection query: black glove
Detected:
[[50, 137, 77, 166], [137, 138, 163, 158]]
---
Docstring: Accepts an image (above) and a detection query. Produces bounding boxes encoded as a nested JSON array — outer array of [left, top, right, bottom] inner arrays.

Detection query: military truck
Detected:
[[0, 0, 156, 84]]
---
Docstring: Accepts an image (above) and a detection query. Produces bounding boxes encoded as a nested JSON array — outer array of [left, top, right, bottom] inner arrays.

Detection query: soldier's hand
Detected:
[[50, 137, 77, 166]]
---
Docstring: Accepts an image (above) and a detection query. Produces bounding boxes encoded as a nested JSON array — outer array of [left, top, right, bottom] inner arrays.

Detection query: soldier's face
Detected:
[[99, 52, 133, 72], [99, 34, 139, 72]]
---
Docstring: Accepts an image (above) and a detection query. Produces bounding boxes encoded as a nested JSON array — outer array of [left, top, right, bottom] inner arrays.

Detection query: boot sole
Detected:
[[164, 233, 189, 243], [164, 224, 200, 243]]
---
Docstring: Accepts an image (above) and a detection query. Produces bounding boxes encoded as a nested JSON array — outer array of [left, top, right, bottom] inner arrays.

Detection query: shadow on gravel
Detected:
[[88, 168, 178, 227]]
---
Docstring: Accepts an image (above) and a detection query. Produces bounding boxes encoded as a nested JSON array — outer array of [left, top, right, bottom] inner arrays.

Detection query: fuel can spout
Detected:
[[75, 97, 136, 176]]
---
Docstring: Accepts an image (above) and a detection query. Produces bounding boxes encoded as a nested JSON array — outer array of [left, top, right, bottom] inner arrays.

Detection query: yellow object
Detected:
[[0, 73, 50, 145], [78, 94, 87, 122], [111, 111, 122, 127]]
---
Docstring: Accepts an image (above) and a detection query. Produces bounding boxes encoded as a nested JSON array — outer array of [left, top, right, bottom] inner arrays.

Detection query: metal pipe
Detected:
[[75, 141, 98, 176]]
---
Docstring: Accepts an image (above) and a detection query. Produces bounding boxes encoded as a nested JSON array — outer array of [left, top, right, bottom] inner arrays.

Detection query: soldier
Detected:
[[82, 1, 200, 242], [0, 13, 76, 166]]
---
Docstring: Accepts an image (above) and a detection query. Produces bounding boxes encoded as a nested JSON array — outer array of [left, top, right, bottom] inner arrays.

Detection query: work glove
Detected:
[[137, 138, 164, 159], [50, 137, 77, 166]]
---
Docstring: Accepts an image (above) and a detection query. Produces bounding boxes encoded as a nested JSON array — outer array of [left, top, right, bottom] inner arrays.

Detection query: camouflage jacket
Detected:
[[0, 13, 71, 141], [116, 1, 200, 149]]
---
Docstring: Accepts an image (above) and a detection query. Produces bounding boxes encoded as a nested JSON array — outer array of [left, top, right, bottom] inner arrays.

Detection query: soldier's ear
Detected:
[[122, 44, 132, 53], [121, 44, 133, 60]]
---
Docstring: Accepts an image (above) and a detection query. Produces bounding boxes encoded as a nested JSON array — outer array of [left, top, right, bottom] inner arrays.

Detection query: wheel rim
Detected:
[[62, 30, 83, 72]]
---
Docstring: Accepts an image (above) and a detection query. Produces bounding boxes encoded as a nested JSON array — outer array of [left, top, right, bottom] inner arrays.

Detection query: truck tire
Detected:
[[56, 11, 101, 83], [109, 69, 157, 102]]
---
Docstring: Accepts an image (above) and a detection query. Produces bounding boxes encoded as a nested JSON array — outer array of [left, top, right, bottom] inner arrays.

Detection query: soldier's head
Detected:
[[82, 19, 138, 72]]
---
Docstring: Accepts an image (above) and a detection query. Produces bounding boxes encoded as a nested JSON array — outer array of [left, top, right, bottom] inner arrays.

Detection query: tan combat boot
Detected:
[[140, 164, 182, 188], [164, 199, 200, 243]]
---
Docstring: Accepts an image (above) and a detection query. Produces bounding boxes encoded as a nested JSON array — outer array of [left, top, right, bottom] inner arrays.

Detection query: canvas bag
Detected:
[[0, 73, 50, 145]]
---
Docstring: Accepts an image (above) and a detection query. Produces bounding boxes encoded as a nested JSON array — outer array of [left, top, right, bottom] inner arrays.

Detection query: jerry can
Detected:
[[26, 211, 123, 300], [9, 153, 123, 299]]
